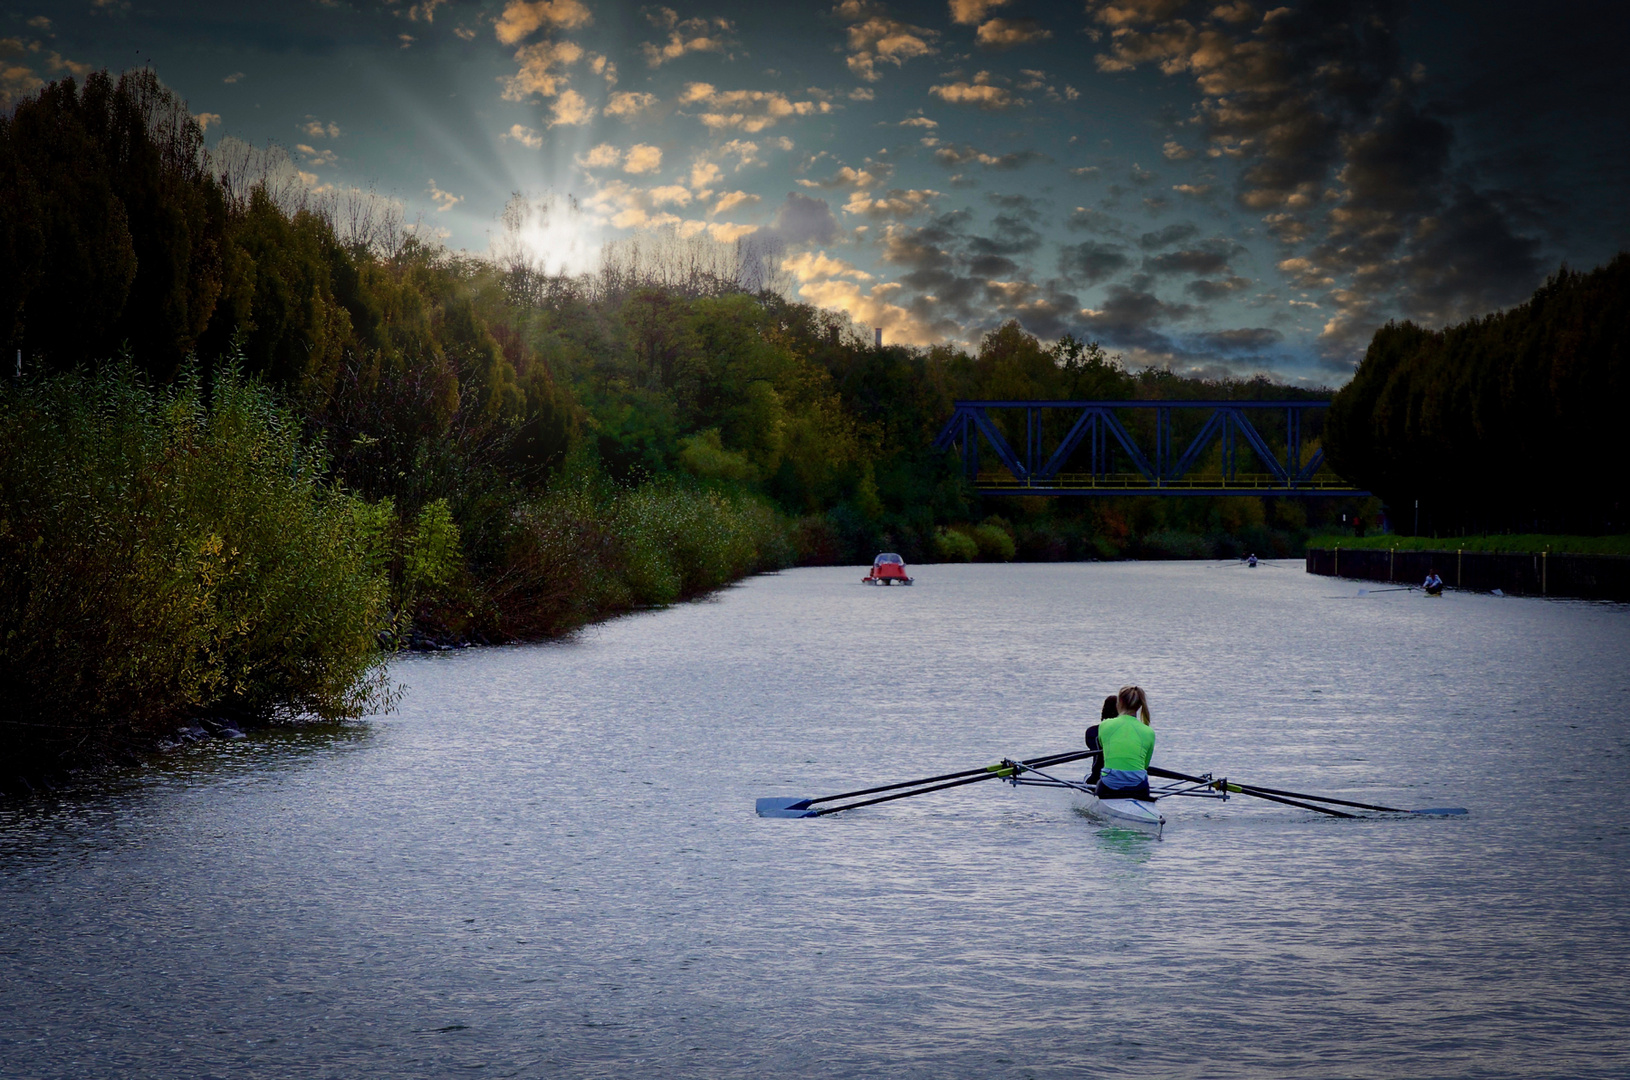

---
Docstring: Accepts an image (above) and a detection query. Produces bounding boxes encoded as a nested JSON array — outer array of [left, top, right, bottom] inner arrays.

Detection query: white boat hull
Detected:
[[1078, 793, 1165, 831]]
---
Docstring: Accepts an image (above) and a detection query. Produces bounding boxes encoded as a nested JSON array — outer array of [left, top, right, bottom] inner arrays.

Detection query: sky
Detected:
[[4, 0, 1627, 384]]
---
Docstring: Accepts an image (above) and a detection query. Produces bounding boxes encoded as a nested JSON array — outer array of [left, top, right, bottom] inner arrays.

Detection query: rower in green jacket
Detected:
[[1095, 685, 1155, 800]]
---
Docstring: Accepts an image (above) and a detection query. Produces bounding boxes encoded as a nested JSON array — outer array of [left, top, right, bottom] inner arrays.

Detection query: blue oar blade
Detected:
[[1410, 807, 1468, 815], [757, 796, 816, 818]]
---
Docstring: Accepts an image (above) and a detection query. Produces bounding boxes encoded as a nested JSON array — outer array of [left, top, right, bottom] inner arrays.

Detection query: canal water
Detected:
[[3, 562, 1629, 1078]]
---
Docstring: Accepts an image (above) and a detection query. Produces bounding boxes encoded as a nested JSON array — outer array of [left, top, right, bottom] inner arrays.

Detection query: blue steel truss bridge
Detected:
[[933, 400, 1369, 497]]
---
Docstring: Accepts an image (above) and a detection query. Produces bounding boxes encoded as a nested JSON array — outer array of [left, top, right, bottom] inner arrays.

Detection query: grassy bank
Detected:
[[1305, 534, 1630, 555]]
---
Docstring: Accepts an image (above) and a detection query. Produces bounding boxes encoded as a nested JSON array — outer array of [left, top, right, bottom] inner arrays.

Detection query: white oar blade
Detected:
[[757, 796, 817, 818]]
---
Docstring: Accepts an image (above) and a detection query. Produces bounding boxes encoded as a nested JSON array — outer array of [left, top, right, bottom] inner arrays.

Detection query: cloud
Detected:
[[301, 117, 341, 139], [606, 91, 657, 119], [223, 72, 244, 83], [1138, 223, 1197, 249], [949, 0, 1010, 24], [550, 89, 593, 126], [679, 82, 831, 132], [766, 191, 840, 245], [1161, 140, 1191, 160], [837, 0, 937, 83], [426, 180, 463, 212], [1083, 0, 1547, 364], [975, 18, 1051, 50], [705, 221, 758, 242], [648, 185, 693, 207], [495, 0, 591, 46], [1058, 240, 1131, 285], [930, 73, 1022, 109], [1186, 275, 1252, 300], [578, 143, 621, 168], [784, 250, 873, 282], [843, 188, 941, 219], [932, 143, 1047, 169], [712, 191, 760, 215], [295, 143, 338, 167], [689, 160, 723, 191], [1066, 206, 1121, 234], [1143, 237, 1244, 276], [642, 8, 734, 67], [622, 143, 662, 174], [797, 275, 944, 345], [1078, 280, 1196, 351], [1192, 327, 1282, 352], [504, 123, 544, 149], [899, 115, 937, 128], [797, 164, 891, 190], [26, 16, 50, 30], [407, 0, 446, 22], [501, 39, 584, 100], [194, 112, 221, 132]]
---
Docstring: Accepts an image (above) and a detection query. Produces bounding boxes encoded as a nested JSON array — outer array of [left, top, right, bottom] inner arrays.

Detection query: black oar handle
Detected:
[[807, 749, 1096, 806], [813, 749, 1096, 816]]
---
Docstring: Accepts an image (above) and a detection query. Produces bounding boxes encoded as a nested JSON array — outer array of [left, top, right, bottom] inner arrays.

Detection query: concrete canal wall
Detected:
[[1305, 547, 1630, 602]]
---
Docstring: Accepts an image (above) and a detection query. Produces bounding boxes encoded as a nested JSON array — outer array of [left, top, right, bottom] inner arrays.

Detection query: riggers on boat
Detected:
[[863, 553, 914, 585], [757, 750, 1467, 837]]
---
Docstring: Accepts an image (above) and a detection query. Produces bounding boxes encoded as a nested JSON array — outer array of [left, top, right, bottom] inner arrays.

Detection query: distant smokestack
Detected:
[[874, 327, 883, 348]]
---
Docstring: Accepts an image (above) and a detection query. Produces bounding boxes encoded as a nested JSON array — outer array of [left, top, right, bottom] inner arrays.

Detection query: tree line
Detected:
[[1327, 255, 1629, 535]]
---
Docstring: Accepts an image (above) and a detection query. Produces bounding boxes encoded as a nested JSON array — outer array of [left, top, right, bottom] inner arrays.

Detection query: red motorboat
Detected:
[[862, 553, 913, 585]]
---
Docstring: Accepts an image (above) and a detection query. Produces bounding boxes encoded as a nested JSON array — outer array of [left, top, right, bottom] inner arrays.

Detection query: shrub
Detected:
[[971, 520, 1017, 561], [933, 527, 978, 562], [0, 367, 391, 769]]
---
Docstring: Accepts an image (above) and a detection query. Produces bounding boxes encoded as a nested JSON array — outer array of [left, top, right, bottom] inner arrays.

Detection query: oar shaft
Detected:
[[813, 749, 1095, 816], [1233, 782, 1407, 814], [1151, 765, 1416, 815], [1227, 785, 1356, 818], [807, 749, 1095, 806]]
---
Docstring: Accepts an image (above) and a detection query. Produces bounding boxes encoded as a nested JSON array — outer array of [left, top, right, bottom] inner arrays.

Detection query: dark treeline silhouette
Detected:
[[1327, 256, 1630, 535]]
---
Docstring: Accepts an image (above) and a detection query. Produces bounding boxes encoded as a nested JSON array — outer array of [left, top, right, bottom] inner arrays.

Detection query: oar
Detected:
[[1356, 586, 1415, 596], [758, 749, 1096, 818], [1148, 766, 1355, 818], [1149, 766, 1467, 817]]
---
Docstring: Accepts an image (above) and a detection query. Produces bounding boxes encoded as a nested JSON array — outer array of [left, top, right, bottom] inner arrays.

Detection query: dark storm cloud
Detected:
[[1186, 275, 1252, 301], [1066, 207, 1122, 235], [986, 192, 1042, 219], [1057, 240, 1130, 285], [932, 144, 1050, 169], [1192, 327, 1282, 352], [1144, 238, 1245, 276], [1138, 223, 1198, 250], [968, 213, 1042, 257], [1078, 278, 1196, 351], [1086, 0, 1552, 365]]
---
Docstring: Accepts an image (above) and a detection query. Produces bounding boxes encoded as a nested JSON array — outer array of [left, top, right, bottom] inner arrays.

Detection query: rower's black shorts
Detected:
[[1096, 780, 1151, 800]]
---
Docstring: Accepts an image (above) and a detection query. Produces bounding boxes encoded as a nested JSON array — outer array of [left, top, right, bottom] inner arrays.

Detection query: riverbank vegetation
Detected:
[[1327, 255, 1629, 536], [1304, 533, 1630, 556]]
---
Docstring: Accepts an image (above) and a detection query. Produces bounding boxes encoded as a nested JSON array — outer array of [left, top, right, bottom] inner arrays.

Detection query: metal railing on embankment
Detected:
[[1305, 547, 1630, 602]]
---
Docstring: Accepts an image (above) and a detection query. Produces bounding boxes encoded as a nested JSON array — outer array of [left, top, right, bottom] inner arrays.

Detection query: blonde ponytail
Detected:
[[1117, 684, 1151, 726]]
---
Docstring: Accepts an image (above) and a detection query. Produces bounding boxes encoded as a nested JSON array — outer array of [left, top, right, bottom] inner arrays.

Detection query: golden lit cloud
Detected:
[[606, 90, 657, 119], [494, 0, 591, 46], [622, 143, 663, 174]]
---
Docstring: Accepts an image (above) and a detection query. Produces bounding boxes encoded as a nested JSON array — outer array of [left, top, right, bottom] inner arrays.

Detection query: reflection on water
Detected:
[[3, 562, 1630, 1079]]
